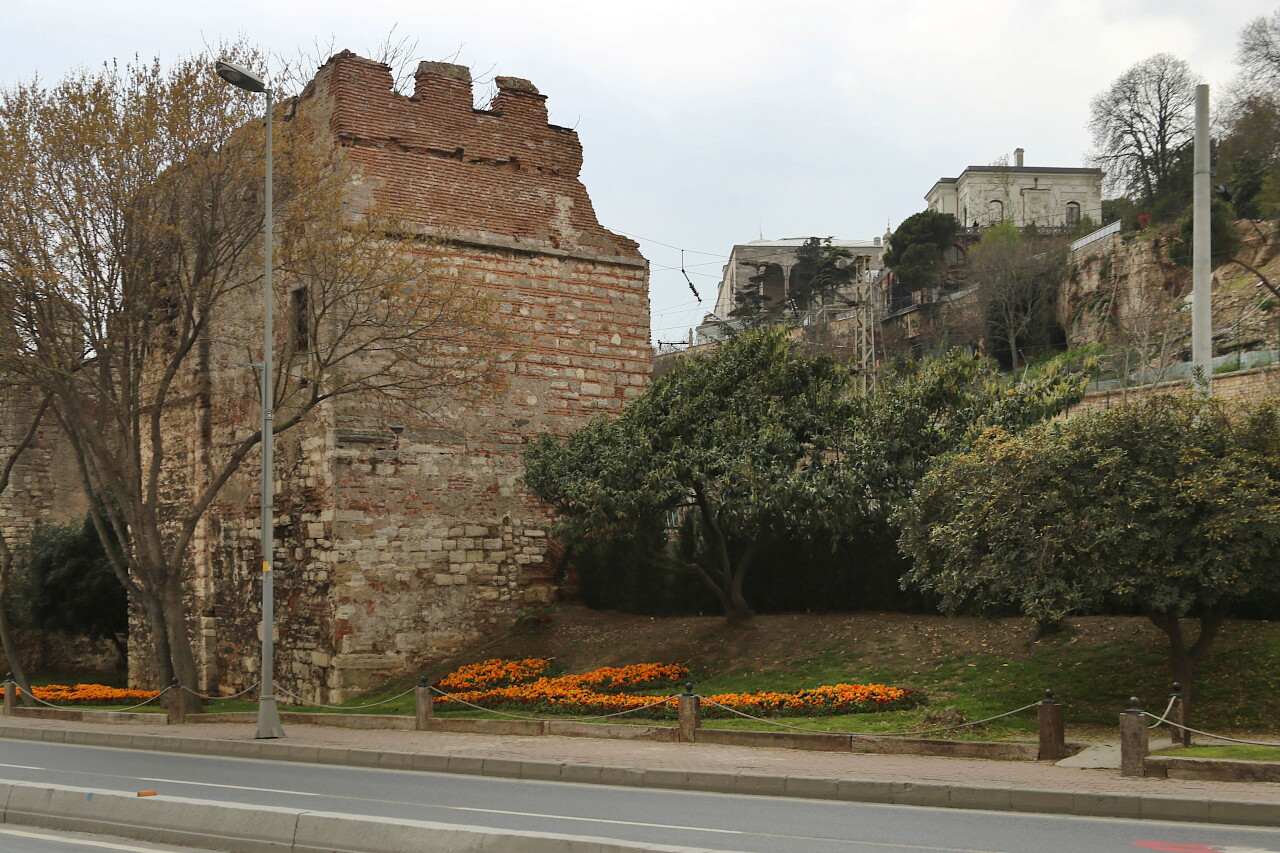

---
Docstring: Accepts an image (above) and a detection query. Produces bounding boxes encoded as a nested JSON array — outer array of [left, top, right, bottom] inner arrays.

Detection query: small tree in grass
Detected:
[[900, 393, 1280, 723], [525, 327, 855, 624]]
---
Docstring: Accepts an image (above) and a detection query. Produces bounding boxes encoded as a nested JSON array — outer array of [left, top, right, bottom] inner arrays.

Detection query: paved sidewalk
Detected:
[[0, 716, 1277, 824]]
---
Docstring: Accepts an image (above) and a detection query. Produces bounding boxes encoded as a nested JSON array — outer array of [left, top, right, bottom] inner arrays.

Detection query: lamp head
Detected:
[[215, 60, 267, 94]]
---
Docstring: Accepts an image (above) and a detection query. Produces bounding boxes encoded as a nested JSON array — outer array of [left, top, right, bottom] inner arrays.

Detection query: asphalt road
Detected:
[[1, 740, 1279, 853]]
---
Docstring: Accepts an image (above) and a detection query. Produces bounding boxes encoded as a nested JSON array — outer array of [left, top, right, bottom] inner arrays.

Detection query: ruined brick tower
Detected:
[[179, 53, 650, 700]]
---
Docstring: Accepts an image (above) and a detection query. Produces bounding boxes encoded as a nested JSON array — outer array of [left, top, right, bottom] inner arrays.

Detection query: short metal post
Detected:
[[166, 678, 186, 725], [1037, 688, 1065, 761], [415, 676, 434, 731], [1168, 682, 1190, 747], [3, 673, 14, 716], [1120, 696, 1149, 778], [677, 682, 700, 743]]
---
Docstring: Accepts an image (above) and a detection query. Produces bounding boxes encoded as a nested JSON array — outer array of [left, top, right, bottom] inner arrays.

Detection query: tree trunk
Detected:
[[1147, 608, 1228, 735], [140, 595, 174, 689], [108, 633, 128, 671], [722, 593, 754, 626], [160, 579, 202, 711]]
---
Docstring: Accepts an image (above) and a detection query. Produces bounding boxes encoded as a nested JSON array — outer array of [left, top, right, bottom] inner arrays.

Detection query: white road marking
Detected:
[[0, 826, 187, 851], [0, 762, 41, 770]]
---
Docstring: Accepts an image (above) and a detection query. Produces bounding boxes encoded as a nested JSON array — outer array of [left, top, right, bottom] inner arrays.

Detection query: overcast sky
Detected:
[[4, 1, 1276, 345]]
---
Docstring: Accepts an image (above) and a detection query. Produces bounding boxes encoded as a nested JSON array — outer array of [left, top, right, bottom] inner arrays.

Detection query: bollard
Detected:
[[1036, 688, 1065, 761], [415, 676, 434, 731], [677, 681, 700, 743], [3, 673, 14, 716], [1168, 682, 1191, 747], [1120, 696, 1149, 777], [166, 678, 186, 726]]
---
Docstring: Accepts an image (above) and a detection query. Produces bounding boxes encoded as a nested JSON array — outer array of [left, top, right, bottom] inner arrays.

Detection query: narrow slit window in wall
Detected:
[[290, 286, 312, 353]]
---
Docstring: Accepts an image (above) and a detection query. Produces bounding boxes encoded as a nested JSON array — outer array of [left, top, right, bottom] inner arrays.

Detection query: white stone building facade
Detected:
[[926, 149, 1103, 229]]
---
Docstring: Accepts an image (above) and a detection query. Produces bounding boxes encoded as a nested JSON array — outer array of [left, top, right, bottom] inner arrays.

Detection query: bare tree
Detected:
[[1238, 10, 1280, 97], [1089, 53, 1200, 206], [968, 226, 1066, 368], [0, 48, 508, 691]]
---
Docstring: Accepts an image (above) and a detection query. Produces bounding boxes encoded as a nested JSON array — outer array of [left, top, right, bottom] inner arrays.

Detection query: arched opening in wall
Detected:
[[1066, 201, 1081, 225], [988, 199, 1004, 224], [737, 262, 785, 314], [789, 265, 820, 312]]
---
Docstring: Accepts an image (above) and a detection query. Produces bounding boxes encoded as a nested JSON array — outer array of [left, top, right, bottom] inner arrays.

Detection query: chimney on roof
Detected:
[[1014, 147, 1025, 168]]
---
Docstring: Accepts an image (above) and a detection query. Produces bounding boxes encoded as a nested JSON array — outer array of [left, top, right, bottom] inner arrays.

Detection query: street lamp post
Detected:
[[215, 59, 284, 739]]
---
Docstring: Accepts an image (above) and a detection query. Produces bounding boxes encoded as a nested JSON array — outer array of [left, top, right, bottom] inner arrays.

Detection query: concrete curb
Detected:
[[2, 723, 1278, 828], [0, 781, 731, 853]]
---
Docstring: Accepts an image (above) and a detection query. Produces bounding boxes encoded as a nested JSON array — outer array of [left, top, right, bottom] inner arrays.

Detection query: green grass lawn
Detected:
[[1152, 744, 1280, 761]]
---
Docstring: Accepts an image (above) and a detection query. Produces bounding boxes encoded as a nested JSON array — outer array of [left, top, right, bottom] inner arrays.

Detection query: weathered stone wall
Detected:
[[182, 53, 649, 701], [0, 388, 104, 681], [1064, 362, 1280, 416], [0, 388, 87, 543], [0, 629, 119, 675]]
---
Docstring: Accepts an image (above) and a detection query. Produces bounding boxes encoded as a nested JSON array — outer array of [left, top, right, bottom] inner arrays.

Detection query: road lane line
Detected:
[[0, 826, 187, 851], [0, 762, 41, 770]]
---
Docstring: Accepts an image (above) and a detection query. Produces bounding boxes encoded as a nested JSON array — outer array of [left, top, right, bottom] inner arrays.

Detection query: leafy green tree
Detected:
[[900, 393, 1280, 718], [527, 338, 1087, 623], [1169, 199, 1243, 269], [525, 328, 856, 624], [790, 237, 859, 309], [847, 351, 1088, 517], [12, 516, 128, 666], [883, 211, 959, 292]]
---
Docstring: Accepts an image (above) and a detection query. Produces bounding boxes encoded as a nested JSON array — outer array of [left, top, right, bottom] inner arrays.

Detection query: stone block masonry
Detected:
[[188, 52, 649, 701]]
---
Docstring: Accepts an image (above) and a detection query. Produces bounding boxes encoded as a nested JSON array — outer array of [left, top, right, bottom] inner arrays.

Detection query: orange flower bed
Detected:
[[432, 659, 922, 719], [436, 658, 552, 691], [18, 684, 161, 706]]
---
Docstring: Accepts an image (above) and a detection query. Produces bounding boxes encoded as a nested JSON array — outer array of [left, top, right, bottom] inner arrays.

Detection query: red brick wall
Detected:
[[193, 53, 650, 701]]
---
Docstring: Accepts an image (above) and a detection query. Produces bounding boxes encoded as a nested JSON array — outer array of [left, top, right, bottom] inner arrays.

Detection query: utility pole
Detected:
[[1192, 83, 1213, 393]]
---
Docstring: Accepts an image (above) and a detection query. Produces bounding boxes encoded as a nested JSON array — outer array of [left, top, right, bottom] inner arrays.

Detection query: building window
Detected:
[[1066, 201, 1081, 225], [988, 199, 1004, 224], [289, 287, 312, 353]]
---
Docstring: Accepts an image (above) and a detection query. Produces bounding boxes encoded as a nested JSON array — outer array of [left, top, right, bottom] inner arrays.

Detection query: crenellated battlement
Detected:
[[300, 51, 639, 260]]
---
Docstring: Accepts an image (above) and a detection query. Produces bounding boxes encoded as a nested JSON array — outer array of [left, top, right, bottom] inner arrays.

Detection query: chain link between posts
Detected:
[[1147, 695, 1178, 730], [1140, 709, 1280, 748], [180, 681, 261, 702], [427, 685, 680, 723], [275, 686, 417, 710], [6, 682, 172, 713], [695, 695, 1040, 737]]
